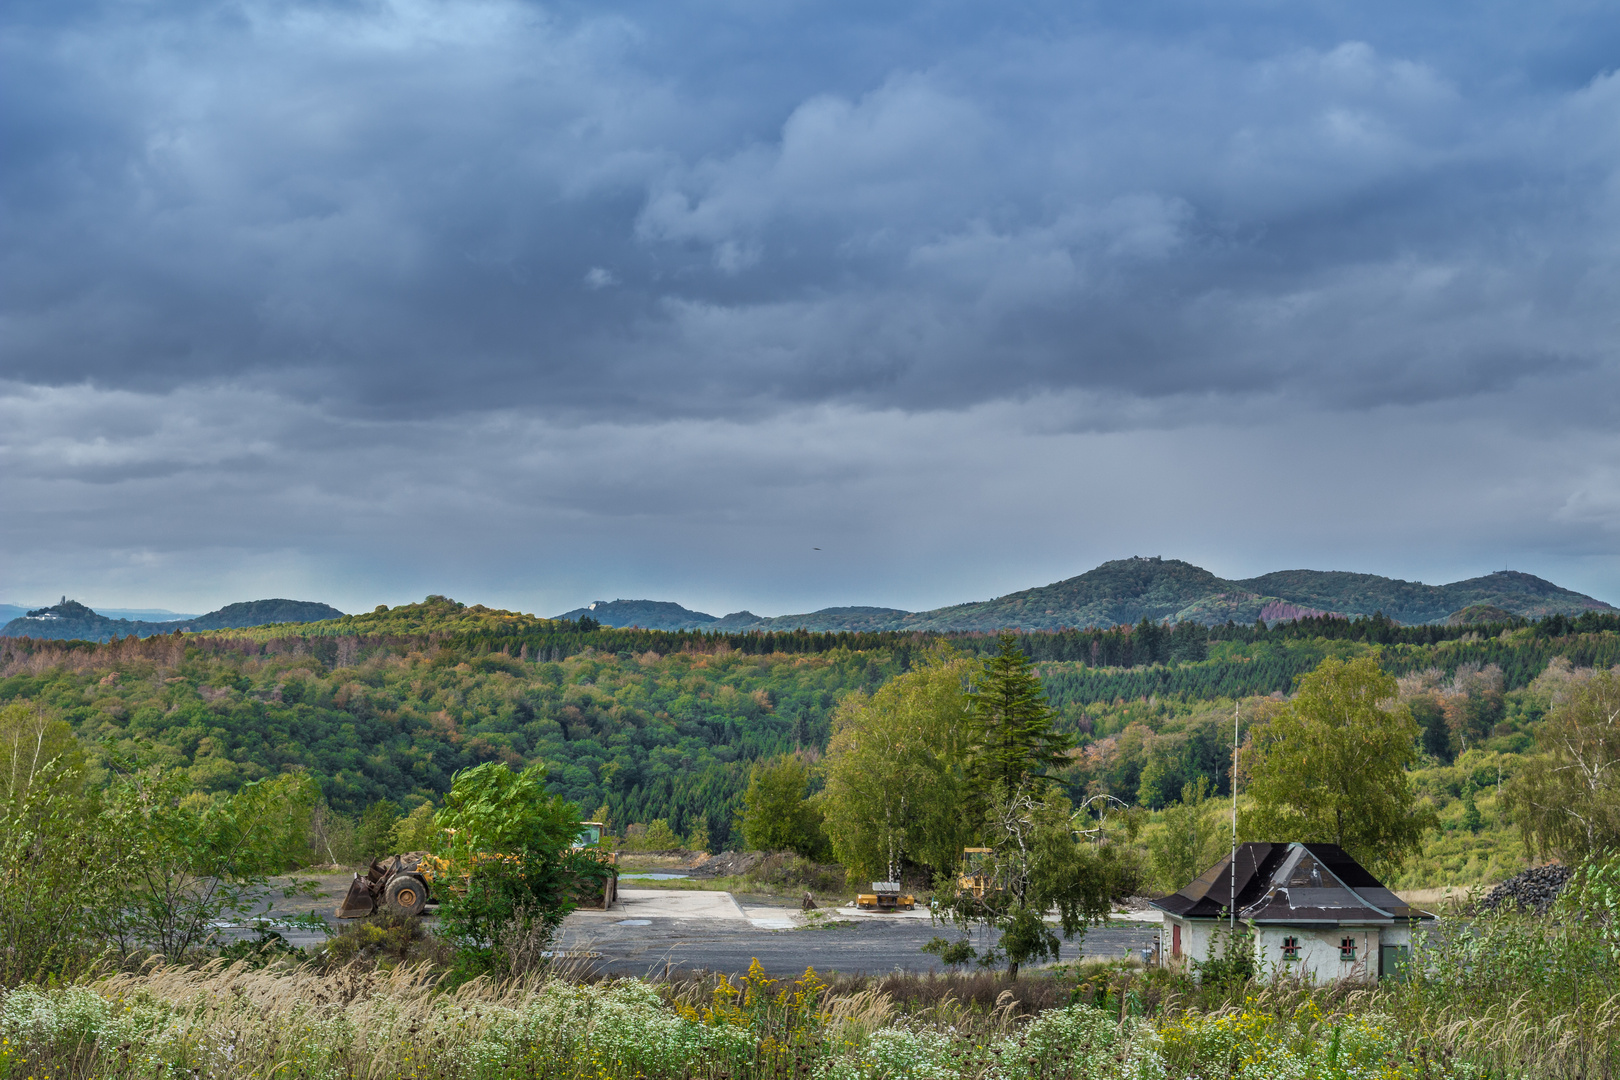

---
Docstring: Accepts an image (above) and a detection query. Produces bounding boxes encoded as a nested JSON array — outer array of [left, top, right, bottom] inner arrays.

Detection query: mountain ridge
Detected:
[[1, 598, 346, 642], [556, 558, 1615, 633]]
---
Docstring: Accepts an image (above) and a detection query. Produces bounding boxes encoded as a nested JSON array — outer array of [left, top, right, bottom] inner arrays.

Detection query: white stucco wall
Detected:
[[1164, 918, 1413, 984], [1162, 917, 1244, 970], [1254, 925, 1382, 984]]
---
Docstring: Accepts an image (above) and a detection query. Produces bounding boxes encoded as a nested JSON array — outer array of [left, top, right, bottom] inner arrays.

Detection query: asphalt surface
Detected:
[[218, 880, 1163, 977], [557, 889, 1161, 978], [556, 915, 1160, 978]]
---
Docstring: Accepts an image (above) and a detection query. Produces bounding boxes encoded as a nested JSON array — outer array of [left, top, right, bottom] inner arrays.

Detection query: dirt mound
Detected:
[[687, 851, 765, 878], [1477, 864, 1574, 915]]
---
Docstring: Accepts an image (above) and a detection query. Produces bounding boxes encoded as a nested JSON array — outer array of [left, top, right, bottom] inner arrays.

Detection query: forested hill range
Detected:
[[6, 593, 1620, 884], [1, 598, 345, 642], [560, 557, 1616, 632]]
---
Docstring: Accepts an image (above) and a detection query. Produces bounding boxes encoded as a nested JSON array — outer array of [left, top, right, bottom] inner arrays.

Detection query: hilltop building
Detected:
[[1150, 842, 1433, 984]]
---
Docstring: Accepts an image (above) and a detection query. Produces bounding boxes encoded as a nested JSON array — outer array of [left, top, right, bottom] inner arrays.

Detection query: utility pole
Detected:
[[1230, 700, 1238, 931]]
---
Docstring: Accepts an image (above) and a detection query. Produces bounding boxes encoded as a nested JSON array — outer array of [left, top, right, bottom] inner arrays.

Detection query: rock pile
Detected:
[[1476, 864, 1574, 914]]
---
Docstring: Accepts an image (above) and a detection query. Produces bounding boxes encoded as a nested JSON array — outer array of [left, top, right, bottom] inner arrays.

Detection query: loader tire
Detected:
[[385, 874, 428, 916]]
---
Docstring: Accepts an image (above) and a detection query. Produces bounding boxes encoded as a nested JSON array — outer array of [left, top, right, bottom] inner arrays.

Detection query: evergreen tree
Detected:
[[965, 633, 1072, 807]]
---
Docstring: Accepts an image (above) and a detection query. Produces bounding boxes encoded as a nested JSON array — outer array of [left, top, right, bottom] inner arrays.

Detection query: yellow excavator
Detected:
[[957, 847, 997, 899], [336, 822, 618, 918]]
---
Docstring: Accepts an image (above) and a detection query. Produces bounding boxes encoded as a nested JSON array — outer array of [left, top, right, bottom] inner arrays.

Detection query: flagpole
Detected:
[[1230, 699, 1238, 931]]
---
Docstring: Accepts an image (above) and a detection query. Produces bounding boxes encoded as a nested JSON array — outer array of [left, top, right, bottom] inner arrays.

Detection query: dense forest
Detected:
[[2, 596, 1616, 872]]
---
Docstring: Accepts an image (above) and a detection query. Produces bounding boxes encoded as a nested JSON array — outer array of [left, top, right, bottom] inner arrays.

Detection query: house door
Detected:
[[1172, 924, 1181, 958], [1380, 945, 1409, 981]]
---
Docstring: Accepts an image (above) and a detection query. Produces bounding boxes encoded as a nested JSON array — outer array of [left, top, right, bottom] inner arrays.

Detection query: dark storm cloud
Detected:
[[4, 0, 1617, 423], [4, 0, 1620, 615]]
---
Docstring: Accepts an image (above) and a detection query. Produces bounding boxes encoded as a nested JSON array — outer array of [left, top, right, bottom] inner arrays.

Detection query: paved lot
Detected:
[[557, 889, 1161, 978], [217, 881, 1162, 976]]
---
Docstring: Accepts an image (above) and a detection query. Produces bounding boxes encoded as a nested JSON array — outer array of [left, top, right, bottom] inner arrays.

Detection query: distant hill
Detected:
[[555, 599, 914, 633], [556, 600, 719, 630], [216, 595, 573, 639], [1233, 568, 1610, 626], [1, 598, 345, 641], [556, 557, 1615, 633]]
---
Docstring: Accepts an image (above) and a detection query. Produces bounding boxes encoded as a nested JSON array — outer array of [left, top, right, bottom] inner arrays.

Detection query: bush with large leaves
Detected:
[[431, 761, 605, 977]]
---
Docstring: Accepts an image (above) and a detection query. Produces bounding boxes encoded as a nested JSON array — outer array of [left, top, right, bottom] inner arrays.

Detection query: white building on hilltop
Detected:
[[1150, 842, 1434, 984]]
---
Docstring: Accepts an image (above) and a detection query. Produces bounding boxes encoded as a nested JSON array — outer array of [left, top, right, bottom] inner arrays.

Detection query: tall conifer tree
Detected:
[[965, 633, 1071, 805]]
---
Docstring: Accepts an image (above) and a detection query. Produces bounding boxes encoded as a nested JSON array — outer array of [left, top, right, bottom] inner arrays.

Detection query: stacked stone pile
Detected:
[[1476, 864, 1573, 914]]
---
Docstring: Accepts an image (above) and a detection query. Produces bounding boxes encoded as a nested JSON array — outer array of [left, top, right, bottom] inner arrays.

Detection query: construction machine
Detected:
[[956, 847, 996, 900], [336, 850, 437, 918], [336, 821, 618, 918], [855, 881, 916, 911]]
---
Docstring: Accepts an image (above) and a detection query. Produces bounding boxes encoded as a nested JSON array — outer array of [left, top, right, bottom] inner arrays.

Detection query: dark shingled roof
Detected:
[[1149, 842, 1431, 925]]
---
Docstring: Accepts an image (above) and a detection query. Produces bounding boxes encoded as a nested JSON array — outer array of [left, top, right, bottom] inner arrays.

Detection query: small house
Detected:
[[1150, 842, 1432, 983]]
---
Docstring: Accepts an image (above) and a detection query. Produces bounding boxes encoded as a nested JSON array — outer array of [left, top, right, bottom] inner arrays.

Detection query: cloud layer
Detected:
[[3, 0, 1618, 612]]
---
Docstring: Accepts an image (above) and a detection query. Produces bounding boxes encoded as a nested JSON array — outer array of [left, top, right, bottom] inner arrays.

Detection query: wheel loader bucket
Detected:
[[335, 873, 379, 918]]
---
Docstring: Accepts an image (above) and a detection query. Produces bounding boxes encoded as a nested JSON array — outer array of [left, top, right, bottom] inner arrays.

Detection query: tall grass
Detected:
[[2, 906, 1612, 1080], [0, 959, 1162, 1080]]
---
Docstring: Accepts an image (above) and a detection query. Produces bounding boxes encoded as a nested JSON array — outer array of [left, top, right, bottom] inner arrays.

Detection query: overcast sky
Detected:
[[3, 0, 1619, 618]]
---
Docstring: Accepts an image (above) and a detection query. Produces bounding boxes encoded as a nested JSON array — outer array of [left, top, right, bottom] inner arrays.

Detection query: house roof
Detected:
[[1149, 842, 1431, 925]]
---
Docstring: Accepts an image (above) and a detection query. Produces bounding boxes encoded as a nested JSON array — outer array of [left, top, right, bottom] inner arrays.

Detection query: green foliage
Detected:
[[435, 761, 580, 860], [937, 788, 1134, 977], [622, 817, 685, 851], [391, 801, 440, 851], [0, 700, 84, 803], [356, 799, 401, 860], [740, 754, 828, 859], [0, 707, 115, 985], [1190, 923, 1256, 989], [0, 597, 343, 642], [686, 818, 712, 853], [921, 936, 977, 968], [1147, 778, 1223, 893], [100, 768, 320, 963], [965, 634, 1071, 807], [439, 847, 609, 979], [820, 651, 977, 880], [0, 634, 891, 846], [430, 762, 599, 978], [1506, 667, 1620, 861], [1242, 656, 1437, 877]]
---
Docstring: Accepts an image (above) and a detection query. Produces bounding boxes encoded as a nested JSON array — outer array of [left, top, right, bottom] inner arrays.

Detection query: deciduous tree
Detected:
[[1506, 668, 1620, 861], [936, 786, 1133, 978], [1241, 655, 1435, 876], [820, 650, 977, 880], [739, 754, 828, 858]]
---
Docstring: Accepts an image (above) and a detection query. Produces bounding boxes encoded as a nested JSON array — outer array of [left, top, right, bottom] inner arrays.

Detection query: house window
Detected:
[[1281, 936, 1300, 961], [1172, 924, 1182, 958], [1339, 937, 1357, 961]]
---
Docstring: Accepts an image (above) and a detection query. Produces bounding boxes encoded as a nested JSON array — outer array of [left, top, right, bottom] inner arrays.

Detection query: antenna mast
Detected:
[[1230, 699, 1238, 930]]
